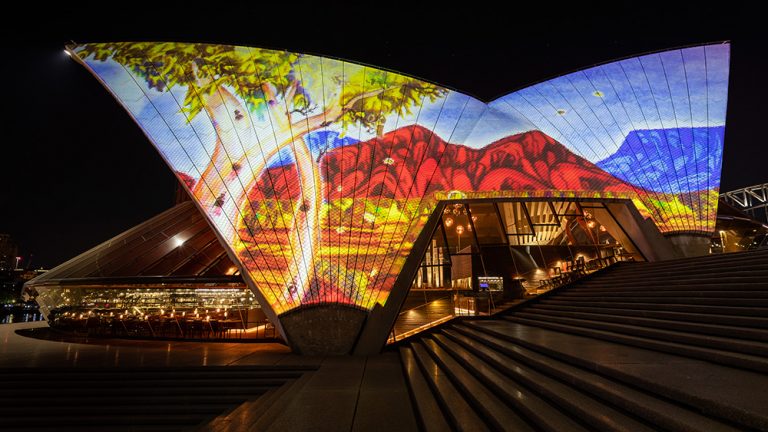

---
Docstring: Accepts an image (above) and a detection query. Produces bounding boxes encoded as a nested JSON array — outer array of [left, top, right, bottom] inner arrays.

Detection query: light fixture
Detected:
[[456, 225, 465, 235], [64, 49, 71, 57], [174, 237, 185, 247], [444, 216, 454, 227]]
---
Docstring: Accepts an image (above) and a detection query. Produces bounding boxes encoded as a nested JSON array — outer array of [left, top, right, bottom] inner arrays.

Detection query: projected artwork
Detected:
[[72, 42, 729, 314]]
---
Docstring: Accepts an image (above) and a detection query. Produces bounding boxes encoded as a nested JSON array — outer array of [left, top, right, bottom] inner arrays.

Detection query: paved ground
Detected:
[[1, 322, 418, 431], [1, 321, 300, 367]]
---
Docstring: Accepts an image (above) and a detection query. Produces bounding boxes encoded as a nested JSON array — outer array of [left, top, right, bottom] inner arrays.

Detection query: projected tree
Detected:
[[75, 42, 446, 309]]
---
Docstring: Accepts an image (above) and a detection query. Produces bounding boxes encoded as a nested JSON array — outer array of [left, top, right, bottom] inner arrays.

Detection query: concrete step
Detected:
[[503, 315, 768, 373], [523, 307, 768, 342], [596, 265, 768, 280], [410, 341, 490, 431], [0, 365, 310, 432], [0, 395, 251, 407], [594, 265, 768, 276], [218, 370, 315, 432], [0, 404, 235, 416], [531, 303, 768, 329], [556, 290, 768, 298], [609, 251, 768, 270], [603, 261, 768, 276], [0, 377, 291, 388], [592, 267, 768, 286], [569, 286, 768, 295], [539, 299, 768, 317], [3, 414, 212, 428], [8, 385, 276, 398], [463, 320, 768, 431], [400, 346, 452, 432], [419, 337, 538, 432], [0, 370, 305, 382], [446, 325, 743, 432], [575, 279, 768, 289], [431, 333, 634, 432], [21, 426, 181, 432], [546, 295, 768, 307], [510, 312, 768, 357], [199, 382, 293, 432]]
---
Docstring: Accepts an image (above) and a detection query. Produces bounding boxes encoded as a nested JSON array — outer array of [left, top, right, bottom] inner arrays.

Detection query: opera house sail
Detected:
[[62, 42, 729, 354]]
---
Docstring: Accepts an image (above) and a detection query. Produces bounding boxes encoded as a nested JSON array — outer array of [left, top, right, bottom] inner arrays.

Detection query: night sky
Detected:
[[2, 4, 765, 269]]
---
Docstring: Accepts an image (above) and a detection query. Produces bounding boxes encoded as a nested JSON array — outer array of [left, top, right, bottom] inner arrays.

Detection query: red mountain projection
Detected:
[[248, 125, 637, 200]]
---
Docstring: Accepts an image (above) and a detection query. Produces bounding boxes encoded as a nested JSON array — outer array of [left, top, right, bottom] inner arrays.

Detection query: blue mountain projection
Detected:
[[596, 127, 725, 194], [266, 130, 359, 169]]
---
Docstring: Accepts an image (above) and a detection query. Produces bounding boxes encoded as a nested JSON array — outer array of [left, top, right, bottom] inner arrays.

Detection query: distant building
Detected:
[[0, 233, 19, 272]]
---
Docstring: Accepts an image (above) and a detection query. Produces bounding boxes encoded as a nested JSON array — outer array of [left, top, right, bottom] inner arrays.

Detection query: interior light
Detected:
[[175, 237, 185, 247], [64, 49, 71, 57]]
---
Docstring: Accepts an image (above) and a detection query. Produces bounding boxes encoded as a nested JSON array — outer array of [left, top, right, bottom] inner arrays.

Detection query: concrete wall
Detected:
[[604, 203, 682, 261], [279, 305, 367, 355], [666, 233, 712, 257]]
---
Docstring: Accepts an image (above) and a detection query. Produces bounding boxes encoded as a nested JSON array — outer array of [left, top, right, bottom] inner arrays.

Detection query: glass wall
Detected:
[[391, 199, 643, 341], [30, 284, 275, 340]]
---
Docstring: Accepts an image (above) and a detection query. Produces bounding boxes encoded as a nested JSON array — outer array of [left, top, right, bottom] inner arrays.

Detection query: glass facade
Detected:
[[34, 284, 275, 339], [24, 202, 275, 339], [392, 198, 642, 340]]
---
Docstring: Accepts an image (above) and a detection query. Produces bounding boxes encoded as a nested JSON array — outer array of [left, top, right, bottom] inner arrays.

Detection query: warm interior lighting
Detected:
[[456, 225, 464, 235], [444, 217, 454, 227]]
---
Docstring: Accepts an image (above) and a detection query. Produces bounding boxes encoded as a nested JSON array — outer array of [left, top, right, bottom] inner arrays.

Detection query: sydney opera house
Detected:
[[26, 41, 737, 355]]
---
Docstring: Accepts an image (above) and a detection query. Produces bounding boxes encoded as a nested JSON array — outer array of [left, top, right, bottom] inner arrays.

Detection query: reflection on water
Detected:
[[1, 306, 43, 324]]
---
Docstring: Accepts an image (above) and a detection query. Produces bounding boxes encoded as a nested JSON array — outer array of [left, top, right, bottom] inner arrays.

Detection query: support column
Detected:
[[279, 305, 367, 355]]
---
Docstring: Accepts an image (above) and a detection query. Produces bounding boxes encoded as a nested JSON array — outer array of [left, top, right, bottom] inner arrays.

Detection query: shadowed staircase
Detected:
[[0, 365, 315, 431], [400, 249, 768, 431]]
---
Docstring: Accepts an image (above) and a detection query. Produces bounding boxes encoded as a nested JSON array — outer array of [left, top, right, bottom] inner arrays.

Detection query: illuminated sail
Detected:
[[71, 42, 729, 315]]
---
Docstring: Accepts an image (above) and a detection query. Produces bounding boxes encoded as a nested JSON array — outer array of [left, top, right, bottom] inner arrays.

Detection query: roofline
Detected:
[[66, 40, 730, 104]]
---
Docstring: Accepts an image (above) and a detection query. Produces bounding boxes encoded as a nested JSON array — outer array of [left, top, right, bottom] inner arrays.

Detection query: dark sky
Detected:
[[2, 4, 765, 268]]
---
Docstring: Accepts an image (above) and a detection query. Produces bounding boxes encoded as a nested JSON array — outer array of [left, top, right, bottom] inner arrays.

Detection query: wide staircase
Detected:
[[400, 249, 768, 431], [0, 365, 314, 431]]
